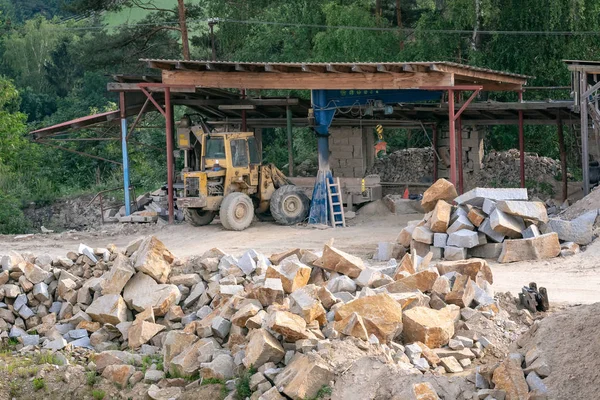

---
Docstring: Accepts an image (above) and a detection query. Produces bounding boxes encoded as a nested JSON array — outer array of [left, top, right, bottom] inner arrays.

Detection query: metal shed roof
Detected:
[[142, 59, 530, 91]]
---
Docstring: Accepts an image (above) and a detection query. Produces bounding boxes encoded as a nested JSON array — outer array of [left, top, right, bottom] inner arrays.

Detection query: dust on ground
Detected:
[[2, 211, 600, 306]]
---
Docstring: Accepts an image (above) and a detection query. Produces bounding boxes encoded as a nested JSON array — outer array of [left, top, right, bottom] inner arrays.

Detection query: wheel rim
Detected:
[[234, 202, 249, 221], [283, 195, 302, 217]]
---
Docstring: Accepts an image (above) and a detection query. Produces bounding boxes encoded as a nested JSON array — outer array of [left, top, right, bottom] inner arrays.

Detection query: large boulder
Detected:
[[421, 179, 458, 212], [334, 293, 403, 342], [265, 256, 311, 294], [498, 232, 561, 263], [243, 328, 285, 368], [274, 353, 334, 400], [163, 331, 197, 366], [101, 254, 135, 295], [123, 272, 181, 316], [316, 245, 365, 278], [132, 236, 175, 284], [403, 305, 460, 348], [86, 294, 128, 325]]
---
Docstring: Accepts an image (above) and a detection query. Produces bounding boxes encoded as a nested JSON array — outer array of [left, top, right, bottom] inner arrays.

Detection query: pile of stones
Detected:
[[396, 178, 593, 264], [105, 188, 182, 224], [0, 233, 536, 399], [367, 148, 434, 184]]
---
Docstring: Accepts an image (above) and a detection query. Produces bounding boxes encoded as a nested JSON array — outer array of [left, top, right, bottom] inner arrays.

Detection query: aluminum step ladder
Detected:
[[327, 177, 346, 228]]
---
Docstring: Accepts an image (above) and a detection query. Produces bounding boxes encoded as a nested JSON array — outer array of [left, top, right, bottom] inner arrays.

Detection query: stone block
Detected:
[[490, 209, 525, 238], [455, 188, 528, 207], [430, 200, 452, 233], [447, 215, 474, 234], [547, 218, 593, 245], [498, 233, 561, 263], [412, 226, 434, 244], [444, 247, 466, 261], [274, 353, 333, 400], [482, 198, 496, 215], [447, 230, 480, 249], [402, 305, 460, 348], [243, 329, 285, 368], [316, 245, 365, 278], [479, 218, 505, 243], [497, 200, 548, 223], [421, 179, 458, 212], [467, 208, 486, 227], [522, 224, 541, 239], [433, 233, 448, 248], [468, 243, 503, 259]]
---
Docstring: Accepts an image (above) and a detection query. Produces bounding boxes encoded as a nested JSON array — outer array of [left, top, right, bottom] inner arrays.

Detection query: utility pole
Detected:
[[177, 0, 191, 60]]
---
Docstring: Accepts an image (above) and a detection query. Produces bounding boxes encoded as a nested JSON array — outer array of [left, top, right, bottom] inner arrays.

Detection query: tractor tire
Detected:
[[184, 208, 216, 226], [270, 185, 310, 225], [220, 192, 255, 231]]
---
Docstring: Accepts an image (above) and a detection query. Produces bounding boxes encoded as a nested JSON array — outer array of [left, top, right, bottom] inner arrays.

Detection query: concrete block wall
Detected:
[[437, 126, 485, 179], [329, 127, 368, 177]]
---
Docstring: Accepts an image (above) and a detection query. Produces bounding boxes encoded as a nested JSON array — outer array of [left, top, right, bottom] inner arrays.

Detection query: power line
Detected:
[[34, 16, 600, 36]]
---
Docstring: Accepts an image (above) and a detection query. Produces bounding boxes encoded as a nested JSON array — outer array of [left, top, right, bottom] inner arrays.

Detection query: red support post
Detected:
[[432, 124, 438, 181], [518, 91, 525, 188], [165, 87, 175, 224], [448, 89, 457, 186], [457, 110, 464, 194]]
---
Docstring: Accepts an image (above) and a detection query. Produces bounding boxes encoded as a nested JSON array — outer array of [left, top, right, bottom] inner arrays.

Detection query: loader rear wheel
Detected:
[[220, 192, 254, 231], [270, 185, 310, 225], [184, 208, 216, 226]]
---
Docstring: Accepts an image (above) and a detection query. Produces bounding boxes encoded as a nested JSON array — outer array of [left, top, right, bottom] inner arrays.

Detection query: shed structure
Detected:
[[29, 60, 583, 225]]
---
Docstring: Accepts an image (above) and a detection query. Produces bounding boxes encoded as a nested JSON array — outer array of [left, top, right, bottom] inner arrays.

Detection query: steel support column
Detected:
[[448, 89, 457, 185], [557, 114, 568, 202], [518, 91, 525, 188], [432, 124, 438, 181], [286, 106, 294, 177], [580, 72, 591, 195], [120, 92, 131, 216], [165, 87, 175, 224]]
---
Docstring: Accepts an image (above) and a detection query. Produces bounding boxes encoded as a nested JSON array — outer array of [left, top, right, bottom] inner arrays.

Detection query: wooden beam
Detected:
[[107, 83, 196, 93], [162, 70, 453, 90], [435, 64, 527, 85]]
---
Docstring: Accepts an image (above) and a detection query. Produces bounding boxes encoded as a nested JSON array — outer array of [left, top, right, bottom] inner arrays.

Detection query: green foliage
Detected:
[[92, 389, 106, 400], [235, 366, 257, 400], [86, 370, 98, 386], [141, 354, 163, 374], [202, 377, 225, 385], [32, 377, 45, 391], [308, 385, 333, 400], [37, 351, 64, 365], [9, 381, 20, 397]]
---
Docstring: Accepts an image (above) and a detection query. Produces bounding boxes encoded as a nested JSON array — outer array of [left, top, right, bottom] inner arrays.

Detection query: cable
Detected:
[[27, 16, 600, 36]]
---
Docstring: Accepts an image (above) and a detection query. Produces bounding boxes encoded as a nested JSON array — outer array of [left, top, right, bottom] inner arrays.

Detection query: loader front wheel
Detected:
[[270, 185, 310, 225], [220, 193, 255, 231], [184, 208, 216, 226]]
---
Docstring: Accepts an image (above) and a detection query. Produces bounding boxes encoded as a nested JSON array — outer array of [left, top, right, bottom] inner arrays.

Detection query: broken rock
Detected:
[[243, 328, 285, 368], [403, 305, 460, 348], [123, 272, 181, 316], [86, 294, 128, 325], [101, 254, 135, 295], [132, 236, 174, 284], [421, 179, 458, 212], [265, 256, 311, 294], [492, 357, 529, 400], [334, 293, 403, 342], [274, 353, 334, 400], [317, 245, 365, 278], [498, 233, 561, 263], [497, 200, 548, 223]]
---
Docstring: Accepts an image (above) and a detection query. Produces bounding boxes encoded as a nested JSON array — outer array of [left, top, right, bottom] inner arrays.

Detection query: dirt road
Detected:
[[1, 214, 598, 305]]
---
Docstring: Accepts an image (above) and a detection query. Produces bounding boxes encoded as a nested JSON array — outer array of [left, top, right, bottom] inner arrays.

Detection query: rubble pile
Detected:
[[394, 178, 595, 264], [105, 188, 179, 224], [472, 149, 568, 196], [0, 234, 533, 399], [367, 148, 434, 183]]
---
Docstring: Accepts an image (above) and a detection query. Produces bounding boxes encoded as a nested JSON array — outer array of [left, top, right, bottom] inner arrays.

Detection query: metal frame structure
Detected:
[[29, 59, 592, 225]]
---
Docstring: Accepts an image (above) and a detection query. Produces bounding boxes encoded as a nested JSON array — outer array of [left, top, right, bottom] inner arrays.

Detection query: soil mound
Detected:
[[516, 303, 600, 400]]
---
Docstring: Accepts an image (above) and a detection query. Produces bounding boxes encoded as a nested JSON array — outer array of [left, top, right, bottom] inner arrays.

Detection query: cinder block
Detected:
[[346, 158, 364, 168], [334, 144, 354, 153], [333, 151, 354, 160]]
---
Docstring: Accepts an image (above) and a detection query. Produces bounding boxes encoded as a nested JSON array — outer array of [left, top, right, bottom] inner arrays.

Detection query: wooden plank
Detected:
[[107, 83, 196, 93], [162, 70, 453, 90], [436, 64, 527, 85]]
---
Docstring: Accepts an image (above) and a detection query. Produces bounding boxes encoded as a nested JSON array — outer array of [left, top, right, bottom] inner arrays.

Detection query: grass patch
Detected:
[[165, 369, 199, 382], [201, 377, 229, 399], [33, 377, 45, 391], [92, 389, 106, 400], [9, 381, 20, 397], [37, 351, 64, 366], [141, 354, 163, 374], [235, 366, 257, 400], [86, 371, 98, 386], [307, 385, 333, 400]]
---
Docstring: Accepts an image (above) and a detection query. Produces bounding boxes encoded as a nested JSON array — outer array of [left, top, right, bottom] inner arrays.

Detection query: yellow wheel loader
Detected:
[[176, 120, 310, 231]]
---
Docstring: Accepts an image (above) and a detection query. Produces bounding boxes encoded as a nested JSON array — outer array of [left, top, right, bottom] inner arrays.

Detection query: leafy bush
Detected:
[[92, 389, 106, 400], [0, 193, 30, 234], [32, 377, 45, 391]]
